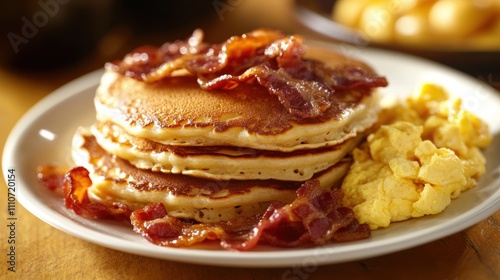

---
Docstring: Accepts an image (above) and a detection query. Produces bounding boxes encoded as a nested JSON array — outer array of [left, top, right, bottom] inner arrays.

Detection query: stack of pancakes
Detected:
[[72, 46, 382, 223]]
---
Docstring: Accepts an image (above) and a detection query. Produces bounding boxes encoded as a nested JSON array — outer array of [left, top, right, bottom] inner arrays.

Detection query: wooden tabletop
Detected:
[[1, 1, 499, 279]]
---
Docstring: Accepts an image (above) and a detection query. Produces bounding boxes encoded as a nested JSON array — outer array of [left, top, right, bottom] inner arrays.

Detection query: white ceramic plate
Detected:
[[3, 44, 500, 267]]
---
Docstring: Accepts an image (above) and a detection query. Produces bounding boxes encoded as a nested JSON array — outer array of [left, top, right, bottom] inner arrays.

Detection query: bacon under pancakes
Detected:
[[37, 165, 132, 221], [38, 166, 370, 250]]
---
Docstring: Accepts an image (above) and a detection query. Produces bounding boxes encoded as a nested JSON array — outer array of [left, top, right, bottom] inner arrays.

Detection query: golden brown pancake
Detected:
[[90, 120, 365, 181], [71, 128, 352, 223], [94, 45, 382, 152]]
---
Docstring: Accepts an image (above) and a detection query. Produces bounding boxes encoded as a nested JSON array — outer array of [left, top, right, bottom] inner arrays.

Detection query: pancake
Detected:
[[94, 46, 382, 152], [72, 127, 353, 223], [90, 121, 365, 181]]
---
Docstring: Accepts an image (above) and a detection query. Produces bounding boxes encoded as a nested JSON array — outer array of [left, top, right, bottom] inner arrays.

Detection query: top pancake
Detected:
[[94, 46, 381, 151]]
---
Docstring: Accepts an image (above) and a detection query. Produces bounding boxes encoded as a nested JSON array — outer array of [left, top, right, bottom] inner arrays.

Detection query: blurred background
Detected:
[[1, 0, 499, 138], [297, 0, 500, 72], [1, 0, 499, 73], [0, 0, 222, 71]]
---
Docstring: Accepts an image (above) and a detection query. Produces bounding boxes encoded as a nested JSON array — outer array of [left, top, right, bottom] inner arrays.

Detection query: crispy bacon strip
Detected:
[[37, 166, 132, 221], [130, 180, 370, 251], [232, 180, 371, 249], [106, 29, 388, 118], [130, 203, 247, 247]]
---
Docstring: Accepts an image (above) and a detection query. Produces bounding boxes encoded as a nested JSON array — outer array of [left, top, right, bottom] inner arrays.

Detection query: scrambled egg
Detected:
[[341, 83, 492, 230]]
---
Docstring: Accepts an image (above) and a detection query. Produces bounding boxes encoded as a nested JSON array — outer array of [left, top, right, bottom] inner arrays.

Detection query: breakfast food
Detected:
[[341, 83, 492, 229], [332, 0, 500, 50], [38, 29, 389, 250], [36, 28, 491, 251]]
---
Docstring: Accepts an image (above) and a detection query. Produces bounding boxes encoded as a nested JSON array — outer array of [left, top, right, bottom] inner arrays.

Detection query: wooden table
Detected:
[[1, 1, 499, 279]]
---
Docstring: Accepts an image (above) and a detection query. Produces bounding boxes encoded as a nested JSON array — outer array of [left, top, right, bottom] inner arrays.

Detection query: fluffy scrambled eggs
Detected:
[[341, 83, 492, 230]]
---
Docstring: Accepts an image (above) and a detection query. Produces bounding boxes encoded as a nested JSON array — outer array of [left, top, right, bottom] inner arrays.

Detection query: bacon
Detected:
[[38, 165, 369, 249], [106, 29, 387, 118], [105, 29, 209, 81], [130, 203, 243, 247], [37, 165, 69, 195], [37, 166, 132, 221], [130, 180, 370, 250]]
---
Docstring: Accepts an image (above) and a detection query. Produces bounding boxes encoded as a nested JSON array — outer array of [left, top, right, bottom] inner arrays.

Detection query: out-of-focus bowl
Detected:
[[294, 0, 500, 71]]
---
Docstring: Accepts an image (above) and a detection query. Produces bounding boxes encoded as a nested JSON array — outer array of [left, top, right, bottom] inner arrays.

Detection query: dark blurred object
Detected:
[[0, 0, 217, 71], [119, 0, 215, 33], [0, 0, 116, 70], [294, 0, 500, 72]]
